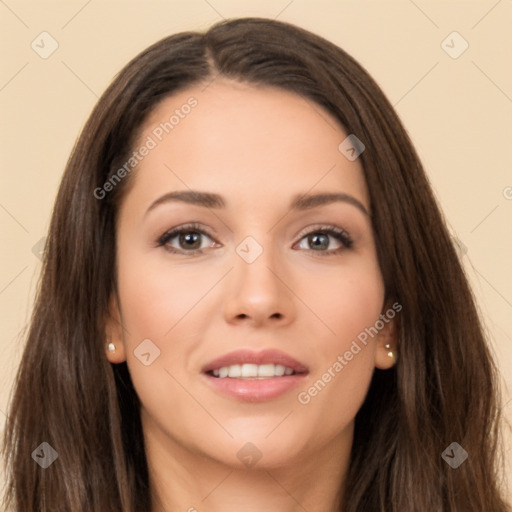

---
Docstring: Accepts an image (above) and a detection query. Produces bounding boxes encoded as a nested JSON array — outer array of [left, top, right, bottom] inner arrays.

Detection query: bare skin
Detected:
[[106, 78, 397, 512]]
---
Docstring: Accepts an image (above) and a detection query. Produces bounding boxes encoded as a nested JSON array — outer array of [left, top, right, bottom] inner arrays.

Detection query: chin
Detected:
[[210, 429, 311, 470]]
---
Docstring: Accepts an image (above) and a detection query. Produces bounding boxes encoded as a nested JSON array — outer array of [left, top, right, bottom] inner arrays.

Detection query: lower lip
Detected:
[[203, 373, 308, 402]]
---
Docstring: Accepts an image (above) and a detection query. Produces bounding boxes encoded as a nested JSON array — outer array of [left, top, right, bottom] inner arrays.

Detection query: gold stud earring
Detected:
[[107, 341, 116, 353], [384, 343, 395, 360]]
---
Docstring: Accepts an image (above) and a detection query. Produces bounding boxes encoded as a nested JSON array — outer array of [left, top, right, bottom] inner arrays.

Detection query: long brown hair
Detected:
[[2, 17, 509, 511]]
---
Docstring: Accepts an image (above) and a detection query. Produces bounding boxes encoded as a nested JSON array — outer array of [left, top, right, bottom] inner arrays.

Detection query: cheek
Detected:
[[303, 259, 385, 348], [116, 248, 218, 341], [293, 259, 383, 423]]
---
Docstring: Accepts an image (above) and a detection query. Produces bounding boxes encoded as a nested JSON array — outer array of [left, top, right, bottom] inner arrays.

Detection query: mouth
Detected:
[[201, 349, 309, 402]]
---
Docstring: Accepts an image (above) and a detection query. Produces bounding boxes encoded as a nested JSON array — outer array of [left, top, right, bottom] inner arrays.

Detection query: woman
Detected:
[[2, 17, 509, 512]]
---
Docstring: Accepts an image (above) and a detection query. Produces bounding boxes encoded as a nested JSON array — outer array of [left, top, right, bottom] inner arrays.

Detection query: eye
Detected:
[[294, 226, 353, 256], [157, 223, 353, 257], [157, 223, 218, 255]]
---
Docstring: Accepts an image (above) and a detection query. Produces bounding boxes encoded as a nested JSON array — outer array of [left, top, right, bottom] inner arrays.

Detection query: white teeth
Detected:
[[210, 363, 296, 379], [257, 364, 275, 377], [241, 363, 259, 377], [228, 364, 241, 377], [274, 364, 285, 376]]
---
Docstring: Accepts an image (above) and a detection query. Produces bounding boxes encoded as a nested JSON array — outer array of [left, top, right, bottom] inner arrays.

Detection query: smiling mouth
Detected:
[[207, 363, 302, 379], [202, 353, 309, 401]]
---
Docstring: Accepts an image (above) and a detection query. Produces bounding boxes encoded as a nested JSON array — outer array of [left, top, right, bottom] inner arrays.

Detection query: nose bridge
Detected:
[[234, 232, 280, 296], [223, 231, 294, 324]]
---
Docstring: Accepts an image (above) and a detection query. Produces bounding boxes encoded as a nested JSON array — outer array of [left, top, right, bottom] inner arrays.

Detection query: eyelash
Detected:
[[156, 222, 354, 257]]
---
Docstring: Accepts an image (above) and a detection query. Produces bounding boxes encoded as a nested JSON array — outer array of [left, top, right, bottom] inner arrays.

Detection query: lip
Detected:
[[201, 349, 309, 403], [201, 349, 309, 374]]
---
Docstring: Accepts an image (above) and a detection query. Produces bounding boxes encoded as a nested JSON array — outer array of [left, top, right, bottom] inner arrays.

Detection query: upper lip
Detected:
[[201, 349, 309, 374]]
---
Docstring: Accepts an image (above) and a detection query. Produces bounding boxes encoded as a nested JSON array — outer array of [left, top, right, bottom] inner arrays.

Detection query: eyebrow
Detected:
[[145, 190, 369, 217]]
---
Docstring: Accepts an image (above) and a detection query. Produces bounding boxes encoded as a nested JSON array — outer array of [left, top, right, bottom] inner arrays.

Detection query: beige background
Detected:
[[1, 0, 511, 501]]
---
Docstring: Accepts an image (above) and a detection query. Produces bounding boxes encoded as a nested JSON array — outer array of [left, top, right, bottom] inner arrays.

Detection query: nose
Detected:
[[223, 243, 295, 328]]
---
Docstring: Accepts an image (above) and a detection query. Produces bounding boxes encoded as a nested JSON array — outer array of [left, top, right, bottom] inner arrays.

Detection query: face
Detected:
[[106, 79, 396, 470]]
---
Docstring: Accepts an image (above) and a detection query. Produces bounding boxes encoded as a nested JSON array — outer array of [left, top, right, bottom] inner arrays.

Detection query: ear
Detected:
[[104, 293, 127, 364], [374, 308, 398, 370]]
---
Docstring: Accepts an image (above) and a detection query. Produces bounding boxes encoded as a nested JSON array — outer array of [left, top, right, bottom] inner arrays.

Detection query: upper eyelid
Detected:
[[158, 224, 215, 244], [160, 223, 348, 238]]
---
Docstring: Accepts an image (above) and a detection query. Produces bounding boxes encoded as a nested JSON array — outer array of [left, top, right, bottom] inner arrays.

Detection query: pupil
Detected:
[[310, 233, 328, 250], [180, 232, 200, 249]]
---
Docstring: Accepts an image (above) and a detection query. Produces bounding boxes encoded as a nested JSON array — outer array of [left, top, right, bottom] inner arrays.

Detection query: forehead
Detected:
[[125, 79, 369, 214]]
